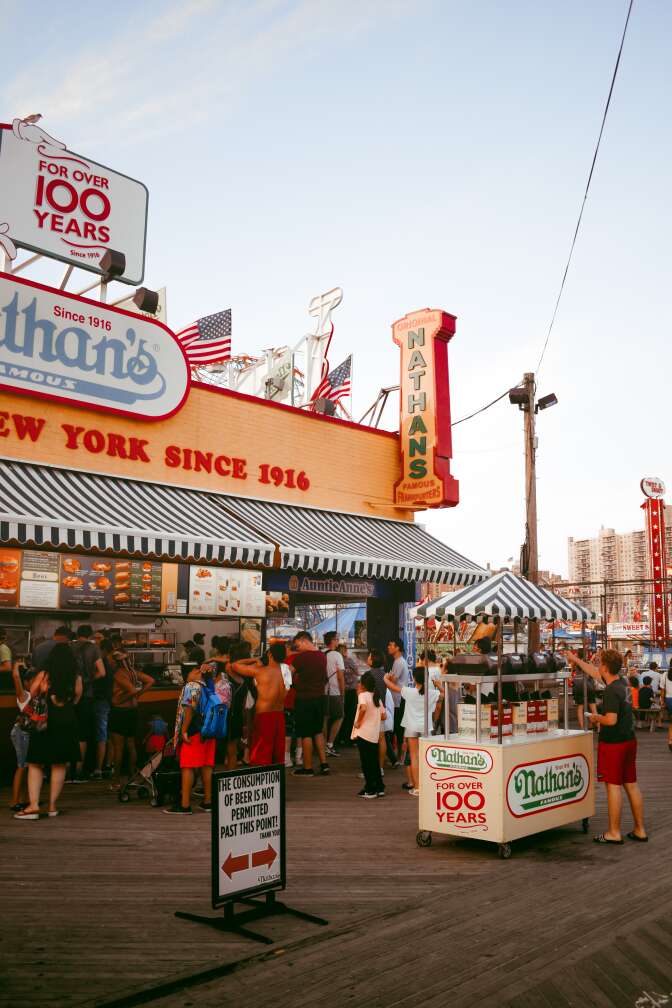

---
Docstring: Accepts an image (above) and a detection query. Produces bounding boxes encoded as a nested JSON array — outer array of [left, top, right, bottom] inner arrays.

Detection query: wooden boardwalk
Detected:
[[2, 728, 672, 1008]]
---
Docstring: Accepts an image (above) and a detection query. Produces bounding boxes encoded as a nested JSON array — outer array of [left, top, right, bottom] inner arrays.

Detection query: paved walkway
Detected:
[[2, 730, 672, 1008]]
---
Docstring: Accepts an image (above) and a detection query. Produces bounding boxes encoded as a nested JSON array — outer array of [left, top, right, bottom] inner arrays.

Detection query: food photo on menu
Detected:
[[0, 549, 21, 608]]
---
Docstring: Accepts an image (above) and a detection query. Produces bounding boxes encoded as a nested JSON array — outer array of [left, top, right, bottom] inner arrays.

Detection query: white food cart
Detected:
[[415, 572, 597, 858]]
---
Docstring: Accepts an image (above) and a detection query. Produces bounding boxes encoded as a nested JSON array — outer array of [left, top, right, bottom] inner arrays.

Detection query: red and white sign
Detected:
[[641, 476, 666, 500], [642, 495, 669, 645], [0, 272, 189, 420], [0, 120, 148, 285]]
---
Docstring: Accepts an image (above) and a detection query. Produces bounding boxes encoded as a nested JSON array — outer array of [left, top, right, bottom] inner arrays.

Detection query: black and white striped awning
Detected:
[[416, 571, 596, 620], [229, 496, 485, 584], [0, 460, 274, 566], [0, 460, 485, 584]]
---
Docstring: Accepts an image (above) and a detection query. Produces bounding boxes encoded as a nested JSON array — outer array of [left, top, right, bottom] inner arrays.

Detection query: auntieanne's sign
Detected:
[[0, 272, 189, 420], [392, 309, 459, 509], [0, 122, 148, 285]]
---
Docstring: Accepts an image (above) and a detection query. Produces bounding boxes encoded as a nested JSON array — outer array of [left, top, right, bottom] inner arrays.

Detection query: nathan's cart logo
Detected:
[[426, 745, 493, 774], [506, 754, 590, 818], [0, 272, 189, 420]]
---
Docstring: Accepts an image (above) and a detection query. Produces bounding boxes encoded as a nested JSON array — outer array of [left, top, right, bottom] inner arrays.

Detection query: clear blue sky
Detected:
[[2, 0, 669, 576]]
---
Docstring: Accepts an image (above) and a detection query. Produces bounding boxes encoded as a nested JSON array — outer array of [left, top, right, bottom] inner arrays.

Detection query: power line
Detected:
[[536, 0, 635, 375], [451, 388, 511, 427]]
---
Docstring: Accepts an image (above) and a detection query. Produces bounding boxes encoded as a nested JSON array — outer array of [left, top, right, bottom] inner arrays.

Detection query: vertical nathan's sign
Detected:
[[212, 766, 285, 908], [0, 121, 148, 285], [392, 309, 459, 509]]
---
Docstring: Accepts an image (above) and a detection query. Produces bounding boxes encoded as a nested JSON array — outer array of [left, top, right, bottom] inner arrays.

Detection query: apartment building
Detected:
[[567, 506, 672, 619]]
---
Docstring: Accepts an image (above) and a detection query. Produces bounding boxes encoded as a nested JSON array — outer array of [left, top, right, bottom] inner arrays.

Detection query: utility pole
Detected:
[[523, 372, 540, 653], [523, 372, 538, 586]]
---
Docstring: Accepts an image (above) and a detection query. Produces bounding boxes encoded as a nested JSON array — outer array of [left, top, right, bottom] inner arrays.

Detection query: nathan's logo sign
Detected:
[[0, 273, 189, 420], [426, 745, 493, 774], [392, 309, 459, 510], [0, 119, 147, 285], [506, 754, 589, 818]]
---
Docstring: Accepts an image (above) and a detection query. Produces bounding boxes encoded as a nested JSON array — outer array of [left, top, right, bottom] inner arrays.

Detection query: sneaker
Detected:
[[284, 758, 293, 768], [362, 792, 378, 799], [377, 791, 386, 798], [89, 770, 103, 781], [357, 788, 367, 797], [319, 763, 330, 775], [357, 772, 365, 779], [408, 788, 420, 797], [102, 765, 114, 779], [198, 802, 212, 812], [402, 783, 413, 791], [71, 772, 88, 784], [292, 768, 315, 776], [325, 745, 340, 758], [192, 787, 204, 798], [162, 804, 193, 815], [390, 761, 402, 769]]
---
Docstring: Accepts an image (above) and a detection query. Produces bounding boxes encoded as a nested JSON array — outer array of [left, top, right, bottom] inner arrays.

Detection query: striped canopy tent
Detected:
[[416, 571, 596, 621]]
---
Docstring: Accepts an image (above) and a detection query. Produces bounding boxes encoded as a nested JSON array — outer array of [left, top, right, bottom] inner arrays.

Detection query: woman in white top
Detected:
[[384, 665, 439, 797], [351, 671, 386, 798]]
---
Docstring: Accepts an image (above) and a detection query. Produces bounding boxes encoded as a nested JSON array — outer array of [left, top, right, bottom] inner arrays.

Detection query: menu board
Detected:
[[112, 560, 162, 611], [59, 554, 163, 611], [189, 566, 265, 617], [0, 548, 21, 608], [19, 551, 60, 608]]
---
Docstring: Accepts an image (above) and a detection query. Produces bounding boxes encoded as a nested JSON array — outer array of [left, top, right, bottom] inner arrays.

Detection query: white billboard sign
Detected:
[[213, 766, 284, 906], [0, 272, 189, 420], [0, 119, 148, 285], [607, 621, 650, 640]]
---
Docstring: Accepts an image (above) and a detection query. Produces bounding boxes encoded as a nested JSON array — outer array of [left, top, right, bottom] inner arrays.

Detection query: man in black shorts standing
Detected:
[[291, 632, 329, 776], [567, 648, 647, 844]]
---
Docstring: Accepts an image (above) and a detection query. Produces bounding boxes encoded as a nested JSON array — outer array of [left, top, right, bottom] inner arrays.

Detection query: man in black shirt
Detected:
[[567, 649, 647, 844]]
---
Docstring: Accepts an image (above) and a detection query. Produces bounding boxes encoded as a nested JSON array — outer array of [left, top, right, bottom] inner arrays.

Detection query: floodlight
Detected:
[[536, 392, 558, 412], [99, 249, 126, 278], [132, 287, 160, 315]]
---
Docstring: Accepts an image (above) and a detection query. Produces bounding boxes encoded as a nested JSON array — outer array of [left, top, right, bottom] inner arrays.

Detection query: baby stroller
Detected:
[[118, 740, 180, 806]]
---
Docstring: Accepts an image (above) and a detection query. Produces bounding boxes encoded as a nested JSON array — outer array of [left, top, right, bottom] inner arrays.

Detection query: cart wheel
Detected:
[[581, 817, 590, 834], [498, 843, 512, 860], [137, 786, 149, 800], [416, 830, 432, 848], [118, 791, 130, 803]]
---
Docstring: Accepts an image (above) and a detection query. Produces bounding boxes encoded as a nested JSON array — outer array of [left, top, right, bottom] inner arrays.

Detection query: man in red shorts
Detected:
[[567, 648, 648, 844], [232, 643, 287, 766]]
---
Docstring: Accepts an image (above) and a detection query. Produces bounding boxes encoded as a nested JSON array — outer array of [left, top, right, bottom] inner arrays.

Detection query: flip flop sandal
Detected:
[[593, 833, 624, 845], [47, 810, 61, 818], [626, 831, 648, 842], [13, 809, 40, 820]]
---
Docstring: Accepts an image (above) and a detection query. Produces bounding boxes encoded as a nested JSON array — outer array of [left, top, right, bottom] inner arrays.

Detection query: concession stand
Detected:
[[0, 119, 486, 771], [415, 572, 597, 858]]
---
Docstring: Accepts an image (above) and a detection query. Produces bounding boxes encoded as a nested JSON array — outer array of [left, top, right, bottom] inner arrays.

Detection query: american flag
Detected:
[[311, 354, 352, 404], [175, 309, 232, 365]]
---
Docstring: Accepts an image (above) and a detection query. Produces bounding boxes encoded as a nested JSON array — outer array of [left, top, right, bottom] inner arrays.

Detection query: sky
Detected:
[[1, 0, 670, 577]]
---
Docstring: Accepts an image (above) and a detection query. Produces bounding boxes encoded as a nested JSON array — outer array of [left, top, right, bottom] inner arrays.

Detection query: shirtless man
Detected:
[[232, 642, 287, 767]]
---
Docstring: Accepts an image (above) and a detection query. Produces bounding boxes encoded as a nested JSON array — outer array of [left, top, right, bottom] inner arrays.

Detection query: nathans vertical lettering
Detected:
[[392, 309, 459, 509]]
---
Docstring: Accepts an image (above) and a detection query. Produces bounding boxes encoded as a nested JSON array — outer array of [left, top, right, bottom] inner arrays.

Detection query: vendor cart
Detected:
[[415, 571, 597, 858], [417, 671, 594, 858]]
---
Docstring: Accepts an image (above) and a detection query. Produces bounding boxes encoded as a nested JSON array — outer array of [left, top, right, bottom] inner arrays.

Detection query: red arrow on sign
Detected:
[[251, 844, 277, 869], [222, 852, 249, 878]]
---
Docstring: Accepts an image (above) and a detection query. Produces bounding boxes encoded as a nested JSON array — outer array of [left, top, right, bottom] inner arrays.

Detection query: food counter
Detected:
[[417, 672, 595, 858]]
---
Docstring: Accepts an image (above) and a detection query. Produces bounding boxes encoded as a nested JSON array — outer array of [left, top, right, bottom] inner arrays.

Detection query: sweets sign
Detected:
[[0, 119, 148, 285], [392, 309, 459, 510]]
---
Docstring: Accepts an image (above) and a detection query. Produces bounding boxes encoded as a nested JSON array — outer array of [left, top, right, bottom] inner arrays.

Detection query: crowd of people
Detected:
[[7, 623, 670, 831], [6, 624, 427, 816]]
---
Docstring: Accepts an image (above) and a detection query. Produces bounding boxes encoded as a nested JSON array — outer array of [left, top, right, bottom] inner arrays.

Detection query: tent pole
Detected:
[[423, 619, 430, 737], [497, 617, 503, 745]]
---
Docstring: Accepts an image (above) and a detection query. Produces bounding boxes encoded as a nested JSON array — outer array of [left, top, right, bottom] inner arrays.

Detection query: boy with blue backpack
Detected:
[[163, 663, 229, 815]]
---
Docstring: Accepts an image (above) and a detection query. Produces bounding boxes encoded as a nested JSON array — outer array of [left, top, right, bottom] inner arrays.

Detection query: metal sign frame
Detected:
[[211, 764, 286, 910]]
